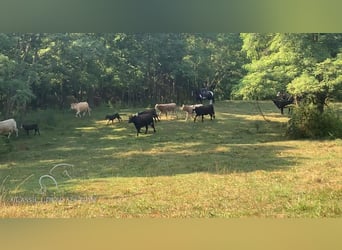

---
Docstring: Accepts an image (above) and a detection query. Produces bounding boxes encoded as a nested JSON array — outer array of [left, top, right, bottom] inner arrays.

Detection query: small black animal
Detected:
[[105, 113, 122, 124], [22, 124, 40, 135]]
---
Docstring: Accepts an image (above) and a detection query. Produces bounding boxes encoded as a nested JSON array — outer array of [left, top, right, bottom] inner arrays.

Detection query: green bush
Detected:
[[286, 105, 342, 139]]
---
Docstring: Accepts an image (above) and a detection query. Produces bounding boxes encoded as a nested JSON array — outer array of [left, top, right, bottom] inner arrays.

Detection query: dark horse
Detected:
[[195, 88, 215, 104]]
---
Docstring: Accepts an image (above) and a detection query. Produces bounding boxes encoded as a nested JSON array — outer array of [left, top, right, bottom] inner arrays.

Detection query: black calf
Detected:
[[105, 113, 122, 124], [22, 124, 40, 135]]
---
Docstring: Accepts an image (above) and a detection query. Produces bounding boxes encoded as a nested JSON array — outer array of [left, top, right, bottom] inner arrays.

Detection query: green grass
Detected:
[[0, 101, 341, 218]]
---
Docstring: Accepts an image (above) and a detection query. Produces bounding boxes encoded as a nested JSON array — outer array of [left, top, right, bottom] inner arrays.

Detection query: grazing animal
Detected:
[[154, 103, 177, 118], [128, 113, 156, 136], [70, 102, 91, 117], [273, 92, 294, 114], [0, 118, 18, 138], [105, 113, 122, 124], [138, 108, 160, 122], [180, 104, 203, 121], [22, 123, 40, 135], [272, 99, 294, 114], [195, 88, 215, 104], [194, 104, 215, 122]]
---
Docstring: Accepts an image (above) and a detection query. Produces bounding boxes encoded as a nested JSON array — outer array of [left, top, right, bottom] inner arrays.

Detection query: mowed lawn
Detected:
[[0, 101, 341, 218]]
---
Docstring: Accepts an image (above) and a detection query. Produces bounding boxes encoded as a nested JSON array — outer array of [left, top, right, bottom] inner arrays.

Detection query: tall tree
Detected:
[[234, 33, 342, 112], [0, 34, 36, 117], [182, 33, 245, 101], [0, 33, 247, 112]]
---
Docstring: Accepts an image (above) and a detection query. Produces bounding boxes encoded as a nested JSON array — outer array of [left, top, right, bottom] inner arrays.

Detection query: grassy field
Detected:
[[0, 101, 341, 218]]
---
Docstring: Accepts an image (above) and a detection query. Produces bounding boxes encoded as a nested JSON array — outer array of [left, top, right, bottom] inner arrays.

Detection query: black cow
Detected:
[[128, 114, 156, 136], [272, 95, 294, 114], [22, 124, 40, 135], [138, 108, 160, 122], [194, 104, 215, 122], [105, 113, 122, 124]]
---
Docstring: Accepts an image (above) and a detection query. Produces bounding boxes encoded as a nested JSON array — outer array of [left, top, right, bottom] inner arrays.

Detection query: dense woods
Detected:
[[0, 33, 342, 118]]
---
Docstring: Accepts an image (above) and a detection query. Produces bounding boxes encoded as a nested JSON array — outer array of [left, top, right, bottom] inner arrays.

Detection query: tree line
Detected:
[[1, 33, 342, 118]]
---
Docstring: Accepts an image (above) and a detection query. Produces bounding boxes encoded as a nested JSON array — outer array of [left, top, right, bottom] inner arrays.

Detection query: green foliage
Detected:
[[233, 33, 303, 100], [0, 33, 247, 113], [287, 72, 319, 95], [0, 53, 35, 117], [286, 105, 342, 139], [235, 33, 342, 107], [1, 33, 342, 117], [287, 53, 342, 113]]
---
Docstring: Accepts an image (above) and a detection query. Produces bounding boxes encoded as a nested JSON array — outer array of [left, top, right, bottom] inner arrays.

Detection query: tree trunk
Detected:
[[314, 92, 327, 114]]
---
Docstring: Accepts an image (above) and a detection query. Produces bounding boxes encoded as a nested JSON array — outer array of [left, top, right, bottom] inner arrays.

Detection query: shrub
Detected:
[[286, 105, 342, 139]]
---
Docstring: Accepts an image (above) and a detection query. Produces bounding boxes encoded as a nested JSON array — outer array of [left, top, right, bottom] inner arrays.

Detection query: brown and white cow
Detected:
[[70, 102, 91, 117]]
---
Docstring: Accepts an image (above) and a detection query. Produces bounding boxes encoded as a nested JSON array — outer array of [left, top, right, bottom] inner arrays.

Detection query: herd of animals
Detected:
[[0, 89, 296, 138], [0, 101, 216, 138], [69, 101, 216, 136]]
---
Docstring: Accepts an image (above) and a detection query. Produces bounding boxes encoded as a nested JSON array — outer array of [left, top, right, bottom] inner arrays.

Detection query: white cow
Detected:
[[180, 104, 203, 121], [0, 118, 19, 138], [154, 103, 178, 118], [70, 102, 91, 117]]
